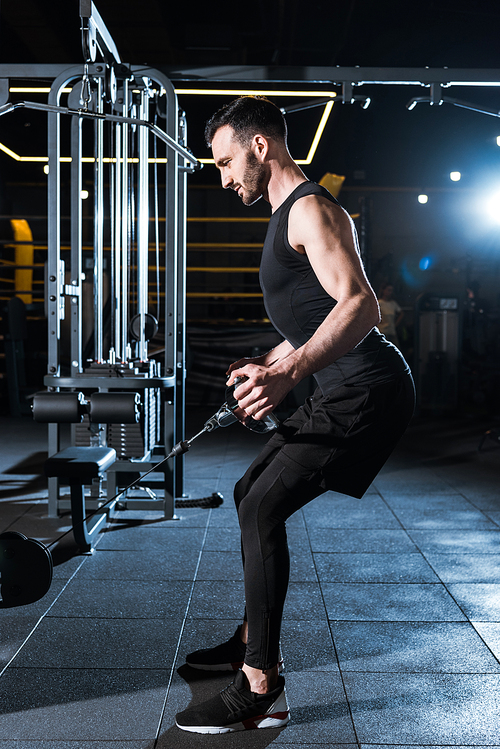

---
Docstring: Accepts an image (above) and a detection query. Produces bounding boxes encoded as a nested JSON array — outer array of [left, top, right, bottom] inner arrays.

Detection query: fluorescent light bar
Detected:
[[175, 88, 337, 165], [0, 143, 167, 164], [2, 87, 337, 166], [9, 87, 72, 93], [175, 88, 336, 98]]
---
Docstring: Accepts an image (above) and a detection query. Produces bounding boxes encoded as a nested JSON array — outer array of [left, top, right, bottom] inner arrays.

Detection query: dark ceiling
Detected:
[[2, 0, 500, 69], [1, 1, 500, 190]]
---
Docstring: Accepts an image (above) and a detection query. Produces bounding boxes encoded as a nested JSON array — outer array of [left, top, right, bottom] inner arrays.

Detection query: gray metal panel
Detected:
[[161, 64, 500, 86], [1, 63, 500, 86]]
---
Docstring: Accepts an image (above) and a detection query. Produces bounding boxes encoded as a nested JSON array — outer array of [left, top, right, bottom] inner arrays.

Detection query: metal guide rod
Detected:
[[113, 120, 121, 359], [70, 115, 83, 375], [94, 78, 104, 363], [121, 82, 129, 360], [0, 100, 200, 169], [137, 86, 150, 362]]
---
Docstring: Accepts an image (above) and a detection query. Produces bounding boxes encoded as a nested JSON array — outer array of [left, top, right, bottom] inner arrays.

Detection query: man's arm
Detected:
[[226, 339, 296, 377], [228, 196, 380, 419]]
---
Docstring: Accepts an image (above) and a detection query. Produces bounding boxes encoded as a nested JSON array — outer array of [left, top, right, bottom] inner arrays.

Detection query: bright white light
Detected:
[[43, 165, 49, 175], [450, 171, 461, 182], [497, 136, 500, 147], [418, 194, 428, 204], [80, 190, 89, 200], [486, 191, 500, 223]]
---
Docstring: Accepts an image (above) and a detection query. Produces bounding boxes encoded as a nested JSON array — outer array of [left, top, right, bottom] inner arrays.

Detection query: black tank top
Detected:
[[259, 181, 409, 394]]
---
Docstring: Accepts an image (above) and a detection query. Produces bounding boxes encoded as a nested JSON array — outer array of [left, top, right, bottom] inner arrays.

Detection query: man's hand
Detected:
[[226, 361, 295, 421]]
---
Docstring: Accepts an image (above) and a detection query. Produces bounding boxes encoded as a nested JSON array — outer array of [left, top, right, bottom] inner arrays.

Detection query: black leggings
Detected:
[[233, 374, 415, 670], [234, 448, 322, 670]]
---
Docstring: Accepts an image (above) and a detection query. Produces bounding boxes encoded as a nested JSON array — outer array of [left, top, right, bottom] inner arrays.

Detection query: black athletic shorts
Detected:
[[264, 371, 415, 499]]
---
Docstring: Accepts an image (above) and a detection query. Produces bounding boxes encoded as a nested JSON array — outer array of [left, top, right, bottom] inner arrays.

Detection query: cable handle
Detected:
[[225, 376, 280, 434]]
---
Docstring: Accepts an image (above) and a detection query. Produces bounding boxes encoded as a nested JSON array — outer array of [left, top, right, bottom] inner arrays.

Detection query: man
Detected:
[[175, 96, 415, 735]]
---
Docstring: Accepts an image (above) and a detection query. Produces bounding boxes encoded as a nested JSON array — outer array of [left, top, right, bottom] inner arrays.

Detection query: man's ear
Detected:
[[252, 134, 269, 161]]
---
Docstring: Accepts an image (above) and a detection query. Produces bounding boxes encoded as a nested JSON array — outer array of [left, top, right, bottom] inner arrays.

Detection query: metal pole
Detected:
[[70, 114, 83, 374], [137, 86, 150, 361], [93, 77, 104, 362], [121, 79, 129, 361], [113, 120, 122, 359]]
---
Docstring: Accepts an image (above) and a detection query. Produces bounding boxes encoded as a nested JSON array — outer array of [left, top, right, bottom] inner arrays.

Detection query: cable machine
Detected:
[[0, 1, 200, 520]]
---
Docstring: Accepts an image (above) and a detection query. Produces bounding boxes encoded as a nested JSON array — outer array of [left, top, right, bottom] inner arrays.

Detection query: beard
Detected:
[[238, 151, 267, 206]]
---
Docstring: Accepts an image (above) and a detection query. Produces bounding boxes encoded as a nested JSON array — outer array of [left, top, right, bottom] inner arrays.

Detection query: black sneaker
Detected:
[[185, 627, 247, 672], [175, 670, 290, 734]]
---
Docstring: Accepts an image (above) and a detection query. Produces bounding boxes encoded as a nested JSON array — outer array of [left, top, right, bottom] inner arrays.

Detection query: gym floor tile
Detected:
[[137, 508, 211, 529], [203, 525, 242, 552], [283, 582, 327, 620], [321, 583, 467, 621], [374, 480, 455, 495], [447, 583, 500, 621], [343, 672, 500, 744], [75, 547, 200, 581], [280, 619, 339, 672], [422, 553, 500, 582], [181, 477, 227, 497], [180, 461, 224, 480], [308, 528, 418, 553], [303, 502, 401, 529], [11, 618, 182, 670], [471, 622, 500, 660], [376, 493, 476, 510], [274, 670, 357, 744], [0, 613, 51, 669], [391, 507, 495, 530], [463, 496, 500, 510], [313, 552, 439, 583], [330, 621, 500, 672], [196, 550, 244, 580], [407, 529, 500, 553], [0, 668, 169, 741], [50, 551, 88, 580], [284, 523, 312, 548], [289, 546, 318, 583], [98, 525, 205, 552], [187, 580, 245, 619], [46, 579, 191, 619], [205, 506, 240, 528], [485, 510, 500, 527]]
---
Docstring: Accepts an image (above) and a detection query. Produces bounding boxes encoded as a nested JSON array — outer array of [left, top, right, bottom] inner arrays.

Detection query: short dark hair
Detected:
[[204, 96, 287, 149]]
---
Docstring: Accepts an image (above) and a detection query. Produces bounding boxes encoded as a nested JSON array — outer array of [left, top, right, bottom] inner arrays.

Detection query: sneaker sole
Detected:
[[176, 691, 290, 733], [176, 712, 290, 733]]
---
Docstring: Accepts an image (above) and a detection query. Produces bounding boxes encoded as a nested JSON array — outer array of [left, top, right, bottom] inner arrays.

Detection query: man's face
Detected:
[[212, 125, 267, 206]]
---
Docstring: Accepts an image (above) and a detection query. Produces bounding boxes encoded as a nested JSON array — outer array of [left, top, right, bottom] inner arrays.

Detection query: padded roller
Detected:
[[88, 392, 141, 423], [32, 391, 85, 423]]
